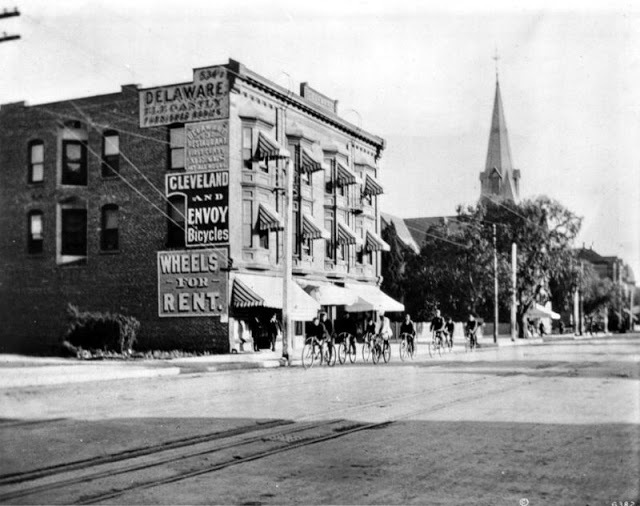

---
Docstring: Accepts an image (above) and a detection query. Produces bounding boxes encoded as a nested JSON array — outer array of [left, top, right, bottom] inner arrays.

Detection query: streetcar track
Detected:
[[76, 376, 531, 505], [0, 375, 530, 504]]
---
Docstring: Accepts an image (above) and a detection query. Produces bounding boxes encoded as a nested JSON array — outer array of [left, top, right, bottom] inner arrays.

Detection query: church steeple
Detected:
[[480, 76, 520, 203]]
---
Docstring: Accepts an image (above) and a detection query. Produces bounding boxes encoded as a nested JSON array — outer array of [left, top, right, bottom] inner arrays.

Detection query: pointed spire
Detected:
[[485, 79, 513, 174], [480, 73, 520, 203]]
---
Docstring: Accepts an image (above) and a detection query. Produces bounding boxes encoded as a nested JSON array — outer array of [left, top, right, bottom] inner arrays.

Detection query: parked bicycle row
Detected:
[[301, 313, 482, 368]]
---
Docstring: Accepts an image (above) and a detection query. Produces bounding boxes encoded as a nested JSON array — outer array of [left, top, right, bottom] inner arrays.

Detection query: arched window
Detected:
[[27, 210, 43, 254], [167, 196, 185, 247], [28, 140, 44, 184], [61, 124, 88, 186], [102, 130, 120, 177], [101, 204, 119, 251]]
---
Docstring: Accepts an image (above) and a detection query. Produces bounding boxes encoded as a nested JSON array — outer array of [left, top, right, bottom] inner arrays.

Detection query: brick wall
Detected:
[[0, 88, 228, 354]]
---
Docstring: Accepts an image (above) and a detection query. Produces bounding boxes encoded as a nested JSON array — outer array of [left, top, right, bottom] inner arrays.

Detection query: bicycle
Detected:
[[464, 329, 478, 352], [428, 330, 444, 357], [337, 332, 357, 364], [371, 334, 391, 364], [302, 336, 335, 368], [362, 332, 374, 362], [399, 332, 416, 361]]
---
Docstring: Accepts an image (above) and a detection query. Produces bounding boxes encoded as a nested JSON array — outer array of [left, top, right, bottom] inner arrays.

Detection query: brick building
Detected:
[[0, 59, 403, 355]]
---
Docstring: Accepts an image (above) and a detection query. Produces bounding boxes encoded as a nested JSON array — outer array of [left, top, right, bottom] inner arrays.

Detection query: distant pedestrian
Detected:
[[445, 316, 455, 346], [558, 321, 565, 335], [538, 321, 546, 337], [267, 313, 281, 352]]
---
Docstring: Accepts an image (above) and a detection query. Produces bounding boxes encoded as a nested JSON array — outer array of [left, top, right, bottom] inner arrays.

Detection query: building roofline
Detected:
[[228, 59, 385, 153]]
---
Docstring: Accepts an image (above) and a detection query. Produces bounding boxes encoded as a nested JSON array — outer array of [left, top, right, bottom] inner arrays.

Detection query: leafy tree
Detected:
[[381, 221, 414, 305], [385, 196, 582, 336]]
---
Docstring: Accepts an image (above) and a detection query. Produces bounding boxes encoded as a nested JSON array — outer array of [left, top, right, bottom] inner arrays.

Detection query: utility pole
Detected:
[[0, 7, 20, 44], [629, 286, 634, 332], [511, 242, 517, 341], [493, 224, 498, 343], [578, 261, 584, 335], [281, 157, 294, 364]]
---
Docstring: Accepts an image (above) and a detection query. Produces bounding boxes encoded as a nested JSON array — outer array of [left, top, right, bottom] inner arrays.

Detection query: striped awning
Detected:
[[255, 131, 290, 160], [336, 161, 357, 186], [365, 229, 390, 252], [257, 202, 284, 231], [232, 273, 320, 320], [337, 221, 363, 246], [302, 213, 330, 240], [363, 174, 384, 196], [232, 277, 265, 308], [300, 147, 327, 174]]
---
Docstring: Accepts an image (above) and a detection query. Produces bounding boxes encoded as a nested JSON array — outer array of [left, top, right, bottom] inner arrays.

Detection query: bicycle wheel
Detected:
[[371, 344, 380, 364], [327, 344, 337, 367], [382, 341, 391, 363], [399, 339, 407, 361], [337, 341, 347, 365], [362, 341, 371, 362], [428, 341, 433, 358], [409, 340, 416, 359], [347, 337, 357, 364], [302, 343, 315, 369], [436, 340, 442, 357]]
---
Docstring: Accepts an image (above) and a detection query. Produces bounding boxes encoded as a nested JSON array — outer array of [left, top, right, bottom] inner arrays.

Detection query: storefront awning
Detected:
[[302, 213, 330, 240], [257, 202, 284, 231], [232, 273, 320, 321], [337, 221, 363, 246], [526, 303, 560, 320], [363, 174, 384, 196], [255, 131, 290, 160], [344, 283, 405, 313], [336, 161, 358, 186], [365, 230, 390, 252], [297, 280, 358, 306], [300, 147, 327, 174]]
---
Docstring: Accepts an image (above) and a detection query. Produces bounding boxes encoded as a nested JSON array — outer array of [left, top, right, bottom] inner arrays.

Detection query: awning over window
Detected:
[[365, 230, 390, 252], [257, 202, 284, 231], [344, 283, 405, 313], [526, 303, 560, 320], [255, 131, 290, 160], [297, 280, 358, 306], [300, 147, 327, 174], [232, 273, 320, 321], [363, 174, 384, 196], [337, 221, 363, 246], [336, 161, 357, 186], [302, 213, 330, 240]]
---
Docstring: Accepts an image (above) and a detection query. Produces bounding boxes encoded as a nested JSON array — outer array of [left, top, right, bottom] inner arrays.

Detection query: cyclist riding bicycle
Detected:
[[445, 316, 455, 347], [307, 316, 328, 352], [400, 313, 416, 352], [429, 309, 446, 346], [377, 314, 392, 345], [465, 314, 480, 348], [338, 312, 358, 356]]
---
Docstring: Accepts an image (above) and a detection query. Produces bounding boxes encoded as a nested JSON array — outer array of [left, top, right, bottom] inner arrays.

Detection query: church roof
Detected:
[[380, 213, 420, 254]]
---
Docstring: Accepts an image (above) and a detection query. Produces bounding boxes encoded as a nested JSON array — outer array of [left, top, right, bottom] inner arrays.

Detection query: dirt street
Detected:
[[1, 337, 639, 505]]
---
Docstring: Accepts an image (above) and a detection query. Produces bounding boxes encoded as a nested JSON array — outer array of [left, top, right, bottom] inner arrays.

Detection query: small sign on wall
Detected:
[[185, 120, 228, 172], [157, 248, 228, 318]]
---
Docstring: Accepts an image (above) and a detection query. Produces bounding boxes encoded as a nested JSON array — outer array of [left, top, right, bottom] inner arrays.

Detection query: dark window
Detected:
[[324, 159, 333, 194], [325, 213, 334, 260], [242, 127, 253, 169], [61, 208, 87, 256], [168, 125, 185, 170], [293, 203, 300, 257], [258, 228, 269, 250], [242, 198, 253, 248], [28, 141, 44, 184], [101, 204, 119, 251], [167, 196, 185, 247], [27, 210, 43, 254], [102, 131, 120, 177], [61, 140, 87, 185]]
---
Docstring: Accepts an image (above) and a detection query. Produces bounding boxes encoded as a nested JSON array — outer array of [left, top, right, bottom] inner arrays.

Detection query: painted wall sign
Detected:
[[166, 170, 229, 247], [299, 82, 338, 114], [139, 65, 229, 127], [185, 120, 228, 172], [157, 248, 228, 318]]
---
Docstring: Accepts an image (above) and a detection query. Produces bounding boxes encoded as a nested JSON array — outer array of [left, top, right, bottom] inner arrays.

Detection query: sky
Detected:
[[1, 0, 639, 277]]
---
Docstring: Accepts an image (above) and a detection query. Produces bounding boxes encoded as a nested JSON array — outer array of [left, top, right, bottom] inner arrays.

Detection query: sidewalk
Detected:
[[0, 348, 283, 389]]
